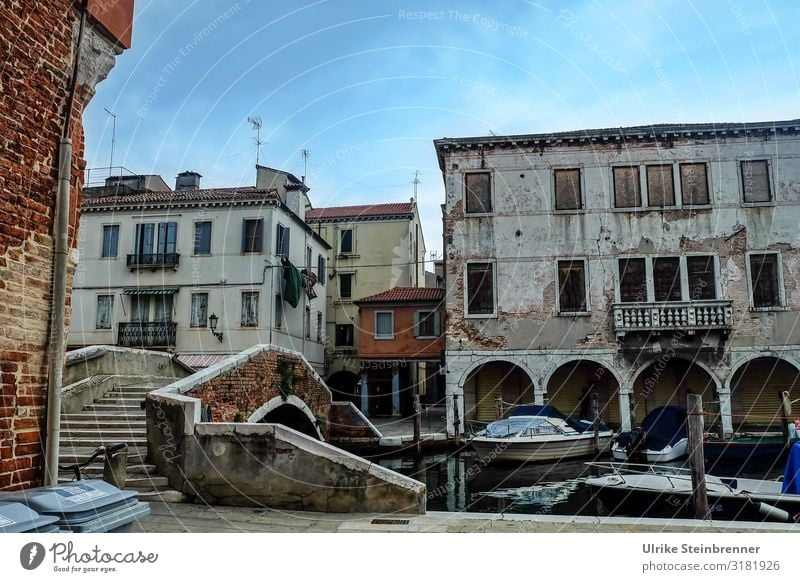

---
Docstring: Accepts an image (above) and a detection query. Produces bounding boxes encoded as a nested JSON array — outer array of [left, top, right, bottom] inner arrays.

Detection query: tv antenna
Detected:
[[103, 108, 117, 174], [301, 149, 309, 184], [412, 170, 421, 203], [247, 116, 264, 165]]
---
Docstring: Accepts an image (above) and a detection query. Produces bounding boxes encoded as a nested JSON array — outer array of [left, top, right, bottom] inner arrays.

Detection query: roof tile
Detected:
[[356, 287, 444, 304], [82, 187, 279, 208], [307, 202, 414, 221]]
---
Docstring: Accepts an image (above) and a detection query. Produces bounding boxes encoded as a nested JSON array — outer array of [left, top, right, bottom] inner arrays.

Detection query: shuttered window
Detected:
[[242, 219, 263, 253], [646, 165, 675, 207], [316, 312, 323, 342], [653, 257, 681, 302], [273, 294, 282, 329], [340, 229, 354, 254], [96, 295, 113, 329], [742, 160, 771, 203], [613, 166, 641, 208], [749, 254, 781, 308], [339, 273, 352, 299], [687, 256, 716, 300], [190, 293, 208, 327], [317, 255, 326, 285], [618, 258, 647, 303], [194, 222, 212, 255], [415, 310, 440, 337], [680, 163, 709, 205], [276, 224, 290, 257], [465, 173, 492, 214], [466, 263, 494, 315], [241, 291, 259, 326], [557, 260, 587, 313], [554, 168, 582, 210]]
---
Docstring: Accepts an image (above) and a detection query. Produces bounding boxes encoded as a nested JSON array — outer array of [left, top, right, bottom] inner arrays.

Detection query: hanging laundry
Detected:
[[282, 258, 303, 308]]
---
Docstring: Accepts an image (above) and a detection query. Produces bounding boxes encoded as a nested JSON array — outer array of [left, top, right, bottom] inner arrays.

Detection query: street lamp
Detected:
[[208, 313, 223, 342]]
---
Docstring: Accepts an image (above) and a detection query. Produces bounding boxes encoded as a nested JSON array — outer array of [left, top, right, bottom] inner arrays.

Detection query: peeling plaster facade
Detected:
[[435, 120, 800, 436]]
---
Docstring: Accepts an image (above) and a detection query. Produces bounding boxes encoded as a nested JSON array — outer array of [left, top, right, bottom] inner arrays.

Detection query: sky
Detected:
[[84, 0, 800, 258]]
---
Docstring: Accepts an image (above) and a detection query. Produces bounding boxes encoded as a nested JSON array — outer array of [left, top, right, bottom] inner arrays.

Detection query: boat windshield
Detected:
[[485, 417, 558, 438]]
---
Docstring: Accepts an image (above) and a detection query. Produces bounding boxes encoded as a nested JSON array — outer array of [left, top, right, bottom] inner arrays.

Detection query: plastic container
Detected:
[[0, 501, 60, 533], [0, 480, 149, 533]]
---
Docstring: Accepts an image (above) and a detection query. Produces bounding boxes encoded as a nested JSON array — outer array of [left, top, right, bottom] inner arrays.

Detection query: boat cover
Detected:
[[615, 405, 687, 451], [509, 404, 592, 433], [782, 442, 800, 494]]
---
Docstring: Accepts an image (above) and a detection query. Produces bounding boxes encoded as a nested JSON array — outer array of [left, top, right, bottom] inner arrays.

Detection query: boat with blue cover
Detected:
[[611, 405, 688, 462]]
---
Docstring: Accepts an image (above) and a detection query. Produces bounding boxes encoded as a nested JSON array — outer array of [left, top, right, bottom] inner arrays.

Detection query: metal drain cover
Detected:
[[370, 518, 410, 525]]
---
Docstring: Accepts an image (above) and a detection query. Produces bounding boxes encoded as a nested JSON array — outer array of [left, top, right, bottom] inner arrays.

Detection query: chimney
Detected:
[[175, 171, 202, 191]]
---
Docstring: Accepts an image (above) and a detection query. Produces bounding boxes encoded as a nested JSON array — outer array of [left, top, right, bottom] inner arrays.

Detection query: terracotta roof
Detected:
[[306, 202, 414, 221], [356, 287, 445, 304], [82, 187, 279, 209]]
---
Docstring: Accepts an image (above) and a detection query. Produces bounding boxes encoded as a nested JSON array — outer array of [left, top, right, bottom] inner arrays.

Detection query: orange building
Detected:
[[355, 288, 445, 417]]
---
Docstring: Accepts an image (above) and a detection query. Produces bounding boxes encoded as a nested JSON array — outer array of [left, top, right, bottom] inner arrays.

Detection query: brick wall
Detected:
[[0, 1, 130, 491], [188, 351, 333, 439]]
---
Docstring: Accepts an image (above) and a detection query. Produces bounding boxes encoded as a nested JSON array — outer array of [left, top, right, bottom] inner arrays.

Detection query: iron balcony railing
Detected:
[[611, 300, 733, 339], [117, 322, 177, 348], [126, 253, 180, 269]]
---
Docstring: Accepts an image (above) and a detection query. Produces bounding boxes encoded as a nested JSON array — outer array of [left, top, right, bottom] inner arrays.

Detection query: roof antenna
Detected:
[[301, 149, 309, 184], [103, 108, 117, 175], [412, 170, 420, 203], [247, 116, 264, 165]]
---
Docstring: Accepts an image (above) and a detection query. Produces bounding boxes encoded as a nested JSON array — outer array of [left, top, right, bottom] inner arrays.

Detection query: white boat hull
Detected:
[[471, 433, 613, 462], [610, 438, 688, 463]]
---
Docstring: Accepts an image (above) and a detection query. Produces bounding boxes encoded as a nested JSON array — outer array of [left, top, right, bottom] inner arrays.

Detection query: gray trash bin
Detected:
[[0, 501, 60, 533], [0, 480, 149, 533]]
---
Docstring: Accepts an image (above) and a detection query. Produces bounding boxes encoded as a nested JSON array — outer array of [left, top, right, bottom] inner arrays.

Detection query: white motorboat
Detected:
[[469, 405, 613, 463], [610, 405, 688, 462]]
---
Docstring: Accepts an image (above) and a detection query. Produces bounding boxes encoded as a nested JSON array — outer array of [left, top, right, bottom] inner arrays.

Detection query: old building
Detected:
[[306, 202, 428, 408], [68, 166, 330, 373], [435, 119, 800, 437], [0, 0, 133, 490], [354, 287, 445, 417]]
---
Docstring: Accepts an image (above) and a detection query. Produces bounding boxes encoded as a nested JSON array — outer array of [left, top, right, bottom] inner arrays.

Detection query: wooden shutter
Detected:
[[554, 168, 582, 210], [646, 165, 675, 206], [613, 166, 641, 208], [680, 163, 709, 205]]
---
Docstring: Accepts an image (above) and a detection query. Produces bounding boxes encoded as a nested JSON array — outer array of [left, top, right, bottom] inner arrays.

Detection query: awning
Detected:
[[122, 288, 178, 295]]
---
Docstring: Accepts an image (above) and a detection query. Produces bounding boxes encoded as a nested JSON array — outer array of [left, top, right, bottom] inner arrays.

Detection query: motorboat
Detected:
[[586, 445, 800, 522], [611, 405, 688, 462], [704, 433, 800, 471], [469, 405, 613, 463]]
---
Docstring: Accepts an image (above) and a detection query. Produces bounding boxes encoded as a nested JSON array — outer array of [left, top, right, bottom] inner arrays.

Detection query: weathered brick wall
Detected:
[[188, 351, 333, 439]]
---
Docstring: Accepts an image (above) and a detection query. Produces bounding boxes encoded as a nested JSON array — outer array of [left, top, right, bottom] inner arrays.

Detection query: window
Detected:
[[101, 225, 119, 258], [375, 312, 394, 339], [613, 166, 641, 208], [465, 172, 492, 214], [340, 229, 354, 254], [305, 307, 311, 339], [742, 160, 771, 203], [156, 222, 178, 255], [130, 296, 150, 322], [273, 294, 283, 329], [306, 245, 312, 268], [653, 257, 681, 302], [241, 291, 259, 326], [242, 219, 263, 253], [339, 273, 352, 299], [276, 224, 290, 257], [557, 260, 588, 313], [687, 256, 716, 300], [466, 263, 494, 315], [317, 255, 326, 285], [194, 221, 212, 255], [618, 258, 647, 303], [96, 295, 113, 329], [554, 168, 582, 210], [134, 223, 155, 257], [749, 254, 781, 308], [190, 293, 208, 327], [335, 324, 354, 347], [646, 165, 675, 207], [415, 310, 440, 338], [316, 312, 323, 342], [154, 295, 173, 322], [680, 163, 709, 205]]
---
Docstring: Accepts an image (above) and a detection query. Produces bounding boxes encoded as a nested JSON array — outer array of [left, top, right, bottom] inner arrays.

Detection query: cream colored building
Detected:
[[68, 167, 330, 372], [306, 202, 428, 401]]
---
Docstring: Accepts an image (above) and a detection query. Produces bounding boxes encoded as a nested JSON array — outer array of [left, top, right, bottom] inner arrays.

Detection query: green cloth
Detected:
[[282, 264, 303, 308]]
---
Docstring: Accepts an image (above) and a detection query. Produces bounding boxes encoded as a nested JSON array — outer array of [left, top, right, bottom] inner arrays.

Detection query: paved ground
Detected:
[[370, 405, 448, 438], [132, 502, 798, 533]]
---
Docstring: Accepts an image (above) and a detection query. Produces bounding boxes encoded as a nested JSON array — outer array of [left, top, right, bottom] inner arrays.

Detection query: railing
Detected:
[[612, 300, 733, 339], [126, 253, 180, 269], [117, 322, 177, 348]]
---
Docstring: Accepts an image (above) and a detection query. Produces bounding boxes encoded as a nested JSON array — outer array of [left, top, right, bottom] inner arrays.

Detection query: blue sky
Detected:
[[85, 0, 800, 256]]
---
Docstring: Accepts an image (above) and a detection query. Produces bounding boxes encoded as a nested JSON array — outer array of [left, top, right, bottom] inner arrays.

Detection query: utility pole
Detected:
[[103, 108, 116, 174]]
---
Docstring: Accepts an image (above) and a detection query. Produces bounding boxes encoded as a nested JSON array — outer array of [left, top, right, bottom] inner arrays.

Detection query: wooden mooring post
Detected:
[[413, 393, 422, 455], [687, 393, 710, 520], [591, 392, 600, 455], [781, 391, 793, 443], [453, 394, 461, 445]]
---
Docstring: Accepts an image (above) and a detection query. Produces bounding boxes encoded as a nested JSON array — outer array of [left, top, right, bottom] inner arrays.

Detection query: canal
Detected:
[[378, 451, 786, 516]]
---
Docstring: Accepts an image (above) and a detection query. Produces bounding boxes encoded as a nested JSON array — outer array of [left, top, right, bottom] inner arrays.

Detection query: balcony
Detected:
[[126, 253, 180, 270], [612, 300, 733, 340], [117, 322, 177, 348]]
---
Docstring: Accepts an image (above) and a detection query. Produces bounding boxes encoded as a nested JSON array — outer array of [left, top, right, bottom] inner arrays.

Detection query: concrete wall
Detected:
[[69, 200, 328, 371]]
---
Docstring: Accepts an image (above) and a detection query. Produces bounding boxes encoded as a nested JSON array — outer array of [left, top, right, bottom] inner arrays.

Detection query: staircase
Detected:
[[59, 376, 187, 503]]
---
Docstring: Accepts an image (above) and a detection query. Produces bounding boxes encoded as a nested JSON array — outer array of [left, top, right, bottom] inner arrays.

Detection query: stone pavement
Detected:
[[133, 502, 798, 533]]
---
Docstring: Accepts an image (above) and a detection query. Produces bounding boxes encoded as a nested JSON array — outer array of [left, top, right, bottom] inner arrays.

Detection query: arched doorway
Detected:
[[545, 360, 621, 426], [327, 370, 360, 405], [462, 360, 535, 422], [260, 404, 320, 439], [631, 358, 719, 427], [729, 357, 800, 431]]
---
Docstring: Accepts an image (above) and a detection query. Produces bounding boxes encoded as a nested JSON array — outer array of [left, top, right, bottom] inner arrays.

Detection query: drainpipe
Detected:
[[44, 0, 89, 486]]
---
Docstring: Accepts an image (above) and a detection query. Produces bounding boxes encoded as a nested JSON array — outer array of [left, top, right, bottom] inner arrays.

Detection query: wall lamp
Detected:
[[208, 313, 224, 342]]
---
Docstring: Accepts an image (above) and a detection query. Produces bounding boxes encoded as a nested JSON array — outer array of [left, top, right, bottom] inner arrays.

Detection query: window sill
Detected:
[[241, 324, 259, 328], [742, 202, 775, 208], [415, 335, 439, 340], [374, 335, 395, 340], [99, 256, 118, 260], [191, 253, 212, 258], [464, 312, 497, 319], [336, 253, 360, 259], [334, 299, 354, 305], [241, 252, 263, 255], [557, 311, 591, 317], [611, 207, 646, 213], [189, 325, 208, 329], [681, 204, 712, 210], [464, 212, 493, 218], [552, 209, 585, 215], [749, 306, 787, 312]]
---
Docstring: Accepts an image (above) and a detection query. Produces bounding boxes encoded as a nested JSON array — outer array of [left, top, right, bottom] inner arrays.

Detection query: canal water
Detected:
[[378, 451, 786, 516]]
